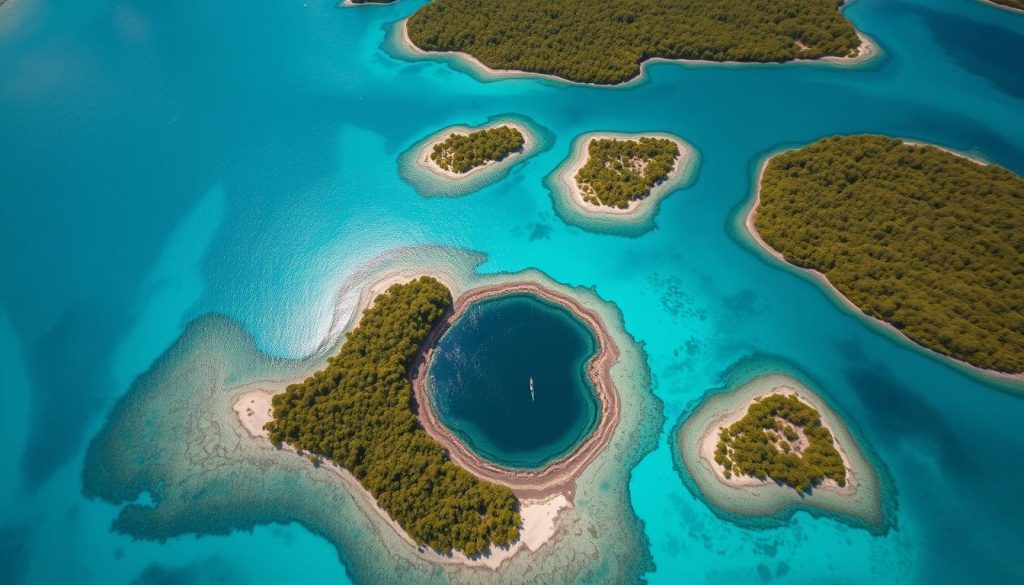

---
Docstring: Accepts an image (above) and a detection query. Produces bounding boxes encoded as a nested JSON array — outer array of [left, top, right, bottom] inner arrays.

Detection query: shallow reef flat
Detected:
[[82, 246, 663, 583]]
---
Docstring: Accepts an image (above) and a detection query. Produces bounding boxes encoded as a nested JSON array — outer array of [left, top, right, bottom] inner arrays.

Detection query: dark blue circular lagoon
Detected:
[[426, 293, 601, 470]]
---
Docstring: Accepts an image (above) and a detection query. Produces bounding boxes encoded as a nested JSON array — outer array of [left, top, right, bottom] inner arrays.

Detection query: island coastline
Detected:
[[388, 16, 880, 88], [676, 371, 885, 529], [225, 258, 631, 570], [417, 120, 536, 182], [741, 144, 1024, 388], [546, 131, 699, 236], [398, 115, 548, 197]]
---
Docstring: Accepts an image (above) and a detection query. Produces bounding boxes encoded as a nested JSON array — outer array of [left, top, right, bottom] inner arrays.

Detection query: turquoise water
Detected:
[[427, 293, 599, 470], [1, 0, 1022, 583]]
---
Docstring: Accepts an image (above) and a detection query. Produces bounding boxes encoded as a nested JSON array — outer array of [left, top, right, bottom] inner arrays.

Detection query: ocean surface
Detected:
[[1, 0, 1022, 583], [428, 292, 599, 470]]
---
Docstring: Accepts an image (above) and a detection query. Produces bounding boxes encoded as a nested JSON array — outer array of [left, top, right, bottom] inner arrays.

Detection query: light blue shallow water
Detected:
[[1, 0, 1022, 583]]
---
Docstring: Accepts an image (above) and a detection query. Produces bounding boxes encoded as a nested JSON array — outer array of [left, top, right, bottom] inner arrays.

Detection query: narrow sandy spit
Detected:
[[229, 271, 622, 568], [743, 146, 1023, 385], [417, 120, 536, 181], [552, 132, 696, 221]]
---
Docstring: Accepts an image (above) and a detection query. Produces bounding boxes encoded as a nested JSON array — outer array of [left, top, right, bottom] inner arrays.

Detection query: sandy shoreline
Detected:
[[676, 372, 884, 527], [232, 386, 570, 569], [393, 15, 879, 87], [743, 144, 1023, 386], [416, 120, 536, 181], [980, 0, 1024, 14], [552, 132, 697, 221], [410, 281, 621, 500], [695, 388, 858, 497], [228, 269, 623, 567]]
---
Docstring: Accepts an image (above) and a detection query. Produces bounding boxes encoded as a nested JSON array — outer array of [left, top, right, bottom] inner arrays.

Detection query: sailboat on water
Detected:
[[529, 377, 535, 402]]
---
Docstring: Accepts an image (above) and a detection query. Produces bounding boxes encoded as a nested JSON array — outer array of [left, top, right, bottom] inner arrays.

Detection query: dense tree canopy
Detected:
[[575, 137, 679, 209], [430, 125, 525, 173], [756, 135, 1024, 373], [265, 277, 521, 556], [406, 0, 861, 84], [715, 394, 845, 493]]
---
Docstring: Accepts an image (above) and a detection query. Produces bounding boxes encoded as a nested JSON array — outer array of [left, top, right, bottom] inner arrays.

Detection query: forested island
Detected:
[[575, 137, 680, 208], [676, 371, 884, 528], [264, 277, 521, 556], [752, 135, 1024, 374], [405, 0, 863, 84], [430, 125, 526, 174], [715, 394, 845, 493]]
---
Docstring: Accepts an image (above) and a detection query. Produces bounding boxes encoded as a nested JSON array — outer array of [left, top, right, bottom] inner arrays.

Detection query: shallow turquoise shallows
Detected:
[[427, 293, 599, 470], [2, 0, 1023, 583]]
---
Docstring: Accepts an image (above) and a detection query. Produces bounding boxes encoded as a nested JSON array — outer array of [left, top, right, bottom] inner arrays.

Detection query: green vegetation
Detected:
[[265, 277, 520, 555], [406, 0, 862, 84], [574, 137, 680, 209], [715, 394, 845, 493], [430, 126, 526, 174], [756, 135, 1024, 373]]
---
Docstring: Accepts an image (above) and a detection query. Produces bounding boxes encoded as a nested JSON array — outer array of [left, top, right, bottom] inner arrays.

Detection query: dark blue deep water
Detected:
[[427, 293, 599, 469]]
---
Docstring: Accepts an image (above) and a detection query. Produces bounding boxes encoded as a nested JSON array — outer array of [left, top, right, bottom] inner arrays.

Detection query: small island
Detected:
[[676, 372, 884, 528], [263, 277, 520, 556], [402, 0, 871, 85], [715, 393, 846, 493], [399, 117, 546, 197], [748, 135, 1024, 377], [547, 132, 698, 235], [429, 125, 526, 175]]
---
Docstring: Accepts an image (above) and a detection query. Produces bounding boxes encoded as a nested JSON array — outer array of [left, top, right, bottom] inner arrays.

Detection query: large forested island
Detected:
[[430, 125, 526, 174], [716, 394, 845, 493], [405, 0, 863, 84], [576, 137, 680, 208], [752, 135, 1024, 374], [264, 277, 520, 555]]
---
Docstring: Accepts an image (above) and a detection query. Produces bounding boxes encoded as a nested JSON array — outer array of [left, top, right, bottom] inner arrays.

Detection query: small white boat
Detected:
[[529, 377, 535, 401]]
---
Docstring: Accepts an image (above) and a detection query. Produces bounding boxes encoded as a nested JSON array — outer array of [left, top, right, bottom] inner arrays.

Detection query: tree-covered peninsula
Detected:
[[265, 277, 521, 555], [755, 135, 1024, 373], [715, 394, 845, 493], [575, 137, 679, 208], [430, 126, 526, 174], [406, 0, 862, 84]]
